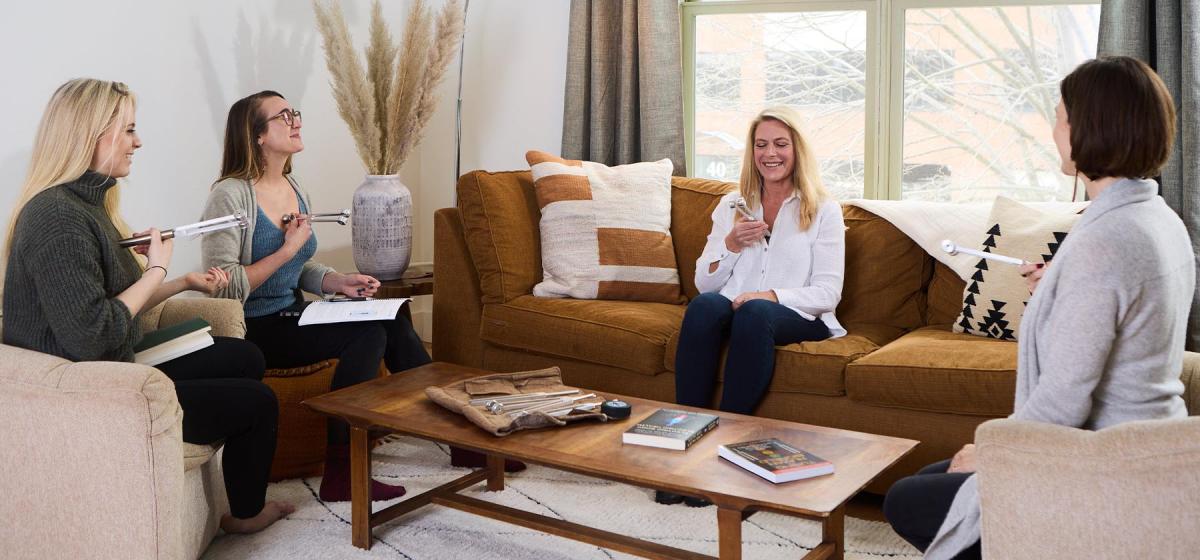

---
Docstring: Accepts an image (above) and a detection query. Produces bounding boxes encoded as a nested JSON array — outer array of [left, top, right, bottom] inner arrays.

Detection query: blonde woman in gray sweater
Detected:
[[884, 57, 1194, 559]]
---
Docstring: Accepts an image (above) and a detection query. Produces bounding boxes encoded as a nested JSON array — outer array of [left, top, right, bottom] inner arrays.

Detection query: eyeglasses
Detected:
[[264, 108, 302, 127]]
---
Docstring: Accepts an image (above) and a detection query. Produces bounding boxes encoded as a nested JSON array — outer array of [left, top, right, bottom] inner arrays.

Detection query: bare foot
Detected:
[[220, 501, 296, 534]]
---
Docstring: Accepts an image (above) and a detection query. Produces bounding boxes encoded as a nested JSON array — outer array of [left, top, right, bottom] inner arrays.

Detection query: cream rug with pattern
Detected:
[[203, 436, 920, 559]]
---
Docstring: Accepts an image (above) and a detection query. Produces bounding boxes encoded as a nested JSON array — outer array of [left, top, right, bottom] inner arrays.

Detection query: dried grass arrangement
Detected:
[[313, 0, 465, 174]]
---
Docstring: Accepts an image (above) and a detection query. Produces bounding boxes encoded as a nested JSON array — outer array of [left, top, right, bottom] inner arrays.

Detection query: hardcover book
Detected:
[[622, 408, 719, 450], [133, 317, 214, 366], [718, 438, 834, 483]]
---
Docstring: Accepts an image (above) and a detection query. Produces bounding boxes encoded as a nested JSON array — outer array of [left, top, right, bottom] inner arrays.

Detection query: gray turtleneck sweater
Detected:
[[2, 171, 144, 362]]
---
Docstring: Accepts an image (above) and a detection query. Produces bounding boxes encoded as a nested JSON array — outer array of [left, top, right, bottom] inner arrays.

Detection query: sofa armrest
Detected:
[[0, 343, 186, 558], [143, 297, 247, 339], [433, 207, 485, 367], [1181, 351, 1200, 415]]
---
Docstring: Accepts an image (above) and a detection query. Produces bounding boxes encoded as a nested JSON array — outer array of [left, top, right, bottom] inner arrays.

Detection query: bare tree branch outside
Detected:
[[692, 4, 1100, 202]]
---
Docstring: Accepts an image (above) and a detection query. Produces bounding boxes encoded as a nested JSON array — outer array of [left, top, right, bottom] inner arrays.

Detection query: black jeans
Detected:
[[156, 336, 277, 519], [883, 459, 982, 559], [244, 309, 431, 444], [674, 293, 831, 414]]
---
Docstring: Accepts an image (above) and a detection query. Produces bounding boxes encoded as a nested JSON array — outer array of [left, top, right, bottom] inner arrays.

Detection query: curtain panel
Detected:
[[562, 0, 687, 176], [1100, 0, 1200, 350]]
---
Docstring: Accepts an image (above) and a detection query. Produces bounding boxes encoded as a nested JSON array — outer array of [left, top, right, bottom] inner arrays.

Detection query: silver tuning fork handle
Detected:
[[281, 210, 351, 226], [118, 213, 248, 248]]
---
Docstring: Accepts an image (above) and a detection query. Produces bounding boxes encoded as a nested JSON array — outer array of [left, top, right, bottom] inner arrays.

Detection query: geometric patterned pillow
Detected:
[[953, 196, 1081, 340], [525, 150, 684, 304]]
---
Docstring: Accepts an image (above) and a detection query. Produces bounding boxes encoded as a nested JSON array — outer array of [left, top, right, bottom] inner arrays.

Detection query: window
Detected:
[[683, 1, 1100, 202]]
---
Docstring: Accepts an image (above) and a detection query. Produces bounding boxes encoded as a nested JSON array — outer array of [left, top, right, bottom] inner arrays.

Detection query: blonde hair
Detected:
[[737, 106, 830, 231], [5, 78, 137, 258]]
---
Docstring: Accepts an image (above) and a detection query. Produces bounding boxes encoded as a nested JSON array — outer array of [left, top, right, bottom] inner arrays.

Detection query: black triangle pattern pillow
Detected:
[[953, 197, 1080, 341]]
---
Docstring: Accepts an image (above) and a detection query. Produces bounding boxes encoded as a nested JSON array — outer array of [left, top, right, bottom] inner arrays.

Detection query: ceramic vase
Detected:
[[351, 174, 412, 281]]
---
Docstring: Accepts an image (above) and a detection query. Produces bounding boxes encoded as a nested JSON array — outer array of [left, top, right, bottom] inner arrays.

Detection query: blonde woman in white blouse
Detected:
[[676, 107, 846, 415]]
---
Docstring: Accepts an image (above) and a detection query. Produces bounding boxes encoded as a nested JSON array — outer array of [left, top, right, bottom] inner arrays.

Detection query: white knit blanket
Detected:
[[845, 199, 1089, 281]]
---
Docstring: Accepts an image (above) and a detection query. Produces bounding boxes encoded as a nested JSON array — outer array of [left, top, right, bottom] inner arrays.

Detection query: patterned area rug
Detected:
[[203, 437, 920, 559]]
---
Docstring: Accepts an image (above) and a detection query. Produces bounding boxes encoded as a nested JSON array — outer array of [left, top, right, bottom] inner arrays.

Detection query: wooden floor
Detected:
[[419, 341, 890, 523]]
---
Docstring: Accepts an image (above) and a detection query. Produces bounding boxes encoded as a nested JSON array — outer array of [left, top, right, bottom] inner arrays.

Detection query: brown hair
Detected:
[[217, 90, 292, 183], [1059, 56, 1176, 181]]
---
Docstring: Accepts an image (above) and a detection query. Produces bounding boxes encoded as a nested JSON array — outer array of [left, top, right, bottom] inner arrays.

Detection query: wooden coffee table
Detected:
[[304, 362, 917, 559]]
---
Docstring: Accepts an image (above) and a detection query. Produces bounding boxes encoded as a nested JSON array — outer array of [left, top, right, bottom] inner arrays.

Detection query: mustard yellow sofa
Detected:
[[430, 170, 1183, 491]]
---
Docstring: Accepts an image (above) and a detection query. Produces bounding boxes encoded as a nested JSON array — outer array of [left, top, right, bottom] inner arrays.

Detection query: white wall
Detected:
[[0, 0, 569, 340]]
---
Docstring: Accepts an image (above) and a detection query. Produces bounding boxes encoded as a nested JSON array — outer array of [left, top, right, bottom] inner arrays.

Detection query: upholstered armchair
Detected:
[[0, 298, 242, 560], [976, 352, 1200, 559]]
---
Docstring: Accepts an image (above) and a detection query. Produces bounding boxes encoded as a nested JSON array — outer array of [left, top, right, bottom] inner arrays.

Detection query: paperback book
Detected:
[[622, 408, 719, 450], [718, 438, 834, 483], [133, 318, 214, 366]]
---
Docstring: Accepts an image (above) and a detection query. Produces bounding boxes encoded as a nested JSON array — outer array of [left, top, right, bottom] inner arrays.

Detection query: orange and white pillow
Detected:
[[526, 150, 683, 304]]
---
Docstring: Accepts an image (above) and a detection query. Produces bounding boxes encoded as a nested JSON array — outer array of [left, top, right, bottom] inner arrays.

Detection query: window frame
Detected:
[[681, 0, 1100, 201]]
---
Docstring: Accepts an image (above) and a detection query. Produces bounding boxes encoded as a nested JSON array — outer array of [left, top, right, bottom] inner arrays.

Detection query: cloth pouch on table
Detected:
[[424, 366, 607, 436]]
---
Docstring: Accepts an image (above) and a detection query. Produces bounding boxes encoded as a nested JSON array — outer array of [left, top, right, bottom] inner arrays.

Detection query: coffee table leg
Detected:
[[717, 506, 742, 559], [350, 426, 372, 549], [485, 454, 505, 491], [823, 504, 845, 559]]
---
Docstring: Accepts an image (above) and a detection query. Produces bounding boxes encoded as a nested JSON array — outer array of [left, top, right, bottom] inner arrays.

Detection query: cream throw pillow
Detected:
[[953, 197, 1081, 340], [526, 150, 683, 304]]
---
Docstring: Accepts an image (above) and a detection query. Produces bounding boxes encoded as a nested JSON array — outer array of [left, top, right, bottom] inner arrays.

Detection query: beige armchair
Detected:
[[976, 352, 1200, 559], [0, 298, 246, 560]]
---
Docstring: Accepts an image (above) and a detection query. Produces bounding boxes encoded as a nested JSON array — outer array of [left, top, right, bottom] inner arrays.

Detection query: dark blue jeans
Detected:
[[674, 292, 831, 414]]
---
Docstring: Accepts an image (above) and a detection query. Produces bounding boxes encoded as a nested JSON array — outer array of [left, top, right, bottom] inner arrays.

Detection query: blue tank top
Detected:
[[245, 191, 318, 317]]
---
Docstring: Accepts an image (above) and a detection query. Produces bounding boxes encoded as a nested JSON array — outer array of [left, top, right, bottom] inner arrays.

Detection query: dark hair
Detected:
[[1059, 56, 1175, 181], [218, 90, 292, 182]]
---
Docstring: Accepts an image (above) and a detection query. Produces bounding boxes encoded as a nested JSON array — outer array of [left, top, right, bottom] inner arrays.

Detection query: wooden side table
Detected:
[[375, 266, 433, 321]]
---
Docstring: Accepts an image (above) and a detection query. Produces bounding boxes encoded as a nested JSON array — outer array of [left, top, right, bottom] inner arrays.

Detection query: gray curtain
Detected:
[[1099, 0, 1200, 350], [562, 0, 687, 175]]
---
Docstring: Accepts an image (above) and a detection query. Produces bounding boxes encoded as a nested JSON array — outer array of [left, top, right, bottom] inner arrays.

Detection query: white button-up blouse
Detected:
[[695, 191, 847, 338]]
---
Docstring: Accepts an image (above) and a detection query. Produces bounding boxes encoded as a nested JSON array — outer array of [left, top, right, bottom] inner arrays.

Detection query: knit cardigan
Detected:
[[2, 172, 144, 361], [200, 175, 335, 304], [926, 178, 1194, 559]]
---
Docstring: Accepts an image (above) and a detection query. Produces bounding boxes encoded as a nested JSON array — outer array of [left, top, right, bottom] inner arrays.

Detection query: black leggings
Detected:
[[244, 310, 431, 444], [155, 336, 277, 520], [882, 459, 982, 559]]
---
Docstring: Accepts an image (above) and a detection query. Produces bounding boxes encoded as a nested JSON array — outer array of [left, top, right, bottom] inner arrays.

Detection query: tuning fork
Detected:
[[119, 213, 248, 248], [508, 396, 601, 418], [469, 390, 579, 407], [502, 394, 597, 417], [492, 393, 596, 415], [281, 209, 351, 226], [729, 198, 756, 221]]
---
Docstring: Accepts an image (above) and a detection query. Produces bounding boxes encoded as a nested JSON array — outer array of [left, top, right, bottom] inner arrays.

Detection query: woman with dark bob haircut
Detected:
[[884, 56, 1193, 559]]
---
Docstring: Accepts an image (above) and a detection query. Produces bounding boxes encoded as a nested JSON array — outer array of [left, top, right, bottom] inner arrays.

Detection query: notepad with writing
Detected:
[[133, 318, 214, 366], [296, 298, 410, 326]]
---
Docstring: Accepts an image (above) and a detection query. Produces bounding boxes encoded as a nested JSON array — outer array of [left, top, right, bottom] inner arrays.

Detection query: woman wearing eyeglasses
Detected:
[[4, 79, 291, 533], [200, 91, 516, 502]]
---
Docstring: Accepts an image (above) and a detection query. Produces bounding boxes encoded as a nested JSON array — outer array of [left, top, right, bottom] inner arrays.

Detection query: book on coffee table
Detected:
[[133, 317, 214, 366], [718, 438, 834, 483], [622, 408, 719, 450]]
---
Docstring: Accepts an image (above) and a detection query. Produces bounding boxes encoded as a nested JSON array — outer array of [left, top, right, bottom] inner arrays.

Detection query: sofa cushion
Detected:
[[846, 326, 1016, 416], [669, 177, 736, 300], [925, 260, 966, 327], [480, 296, 685, 376], [665, 322, 904, 396], [838, 206, 930, 330], [526, 151, 684, 304], [457, 170, 542, 303]]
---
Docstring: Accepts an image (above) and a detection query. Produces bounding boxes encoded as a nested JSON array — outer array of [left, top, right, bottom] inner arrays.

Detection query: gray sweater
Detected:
[[2, 172, 144, 361], [926, 178, 1194, 559], [200, 176, 335, 303]]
